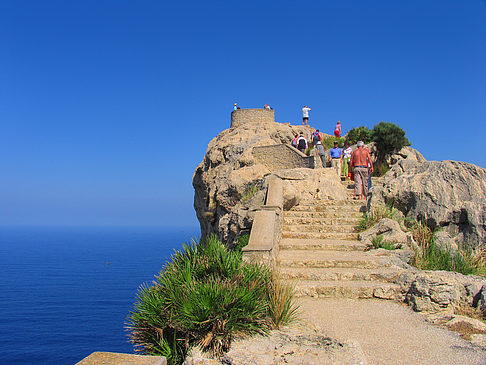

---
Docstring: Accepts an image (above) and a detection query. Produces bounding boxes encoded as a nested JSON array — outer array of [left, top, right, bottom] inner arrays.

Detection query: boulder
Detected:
[[397, 270, 486, 314], [375, 160, 486, 247], [434, 230, 459, 253], [359, 218, 410, 248]]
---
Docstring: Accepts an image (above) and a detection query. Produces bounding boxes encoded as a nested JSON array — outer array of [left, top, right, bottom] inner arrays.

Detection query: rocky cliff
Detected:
[[194, 115, 485, 248]]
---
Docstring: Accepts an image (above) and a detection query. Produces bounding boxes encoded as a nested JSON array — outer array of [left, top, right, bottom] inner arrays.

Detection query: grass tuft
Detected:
[[371, 235, 401, 250]]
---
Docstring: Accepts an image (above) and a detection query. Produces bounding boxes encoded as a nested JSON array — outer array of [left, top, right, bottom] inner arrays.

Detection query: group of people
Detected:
[[291, 131, 373, 200], [302, 106, 342, 138]]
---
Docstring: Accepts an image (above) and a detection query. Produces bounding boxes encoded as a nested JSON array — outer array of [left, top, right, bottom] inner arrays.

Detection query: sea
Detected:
[[0, 226, 199, 364]]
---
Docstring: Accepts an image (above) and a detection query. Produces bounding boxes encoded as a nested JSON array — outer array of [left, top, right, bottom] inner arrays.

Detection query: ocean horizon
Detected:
[[0, 225, 199, 364]]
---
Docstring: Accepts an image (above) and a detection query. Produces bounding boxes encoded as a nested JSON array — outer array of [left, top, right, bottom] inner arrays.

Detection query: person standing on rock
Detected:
[[234, 103, 238, 110], [334, 121, 342, 138], [296, 132, 308, 154], [302, 105, 311, 125], [328, 141, 343, 176], [350, 141, 373, 200], [315, 141, 326, 167]]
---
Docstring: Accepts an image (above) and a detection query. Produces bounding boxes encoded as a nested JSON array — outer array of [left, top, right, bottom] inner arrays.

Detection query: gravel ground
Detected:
[[298, 298, 486, 365]]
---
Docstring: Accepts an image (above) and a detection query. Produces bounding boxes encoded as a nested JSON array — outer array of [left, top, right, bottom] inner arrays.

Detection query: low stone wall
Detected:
[[242, 175, 283, 267], [252, 144, 315, 171], [231, 108, 275, 128]]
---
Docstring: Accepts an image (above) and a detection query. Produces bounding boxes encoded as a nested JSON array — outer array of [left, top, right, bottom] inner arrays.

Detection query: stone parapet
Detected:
[[242, 176, 283, 268], [231, 108, 275, 128], [252, 144, 315, 171], [76, 352, 166, 365]]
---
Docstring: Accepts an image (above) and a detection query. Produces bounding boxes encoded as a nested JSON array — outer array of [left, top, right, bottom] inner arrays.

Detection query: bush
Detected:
[[322, 136, 346, 149], [345, 126, 373, 145], [127, 235, 298, 364], [372, 122, 410, 161], [371, 235, 401, 250], [241, 183, 259, 202], [357, 204, 401, 232]]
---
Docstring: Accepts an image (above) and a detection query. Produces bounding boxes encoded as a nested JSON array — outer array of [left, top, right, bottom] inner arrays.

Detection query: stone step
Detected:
[[279, 238, 366, 251], [289, 205, 366, 213], [283, 224, 358, 234], [283, 216, 361, 226], [282, 231, 359, 240], [279, 267, 403, 282], [293, 280, 401, 300], [290, 200, 364, 208], [278, 250, 391, 269], [284, 211, 362, 219]]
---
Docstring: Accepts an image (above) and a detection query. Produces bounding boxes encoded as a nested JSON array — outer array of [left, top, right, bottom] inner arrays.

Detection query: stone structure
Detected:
[[76, 352, 166, 365], [193, 110, 321, 245], [230, 108, 275, 128], [252, 144, 315, 170]]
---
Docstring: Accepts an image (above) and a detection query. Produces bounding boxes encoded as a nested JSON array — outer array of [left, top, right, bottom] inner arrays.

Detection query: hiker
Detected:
[[264, 104, 271, 110], [302, 105, 311, 125], [296, 132, 308, 154], [312, 129, 322, 146], [342, 141, 352, 179], [291, 134, 298, 149], [350, 141, 374, 200], [315, 141, 326, 167], [328, 141, 343, 175], [334, 121, 342, 138], [234, 103, 238, 111]]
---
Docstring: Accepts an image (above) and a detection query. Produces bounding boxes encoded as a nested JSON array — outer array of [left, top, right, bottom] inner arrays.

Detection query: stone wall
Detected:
[[252, 144, 315, 171], [231, 108, 275, 128]]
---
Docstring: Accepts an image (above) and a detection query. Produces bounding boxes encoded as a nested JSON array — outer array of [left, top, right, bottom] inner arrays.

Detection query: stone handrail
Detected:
[[242, 175, 282, 267]]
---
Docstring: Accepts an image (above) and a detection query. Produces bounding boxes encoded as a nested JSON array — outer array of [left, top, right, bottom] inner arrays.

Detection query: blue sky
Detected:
[[1, 1, 485, 228]]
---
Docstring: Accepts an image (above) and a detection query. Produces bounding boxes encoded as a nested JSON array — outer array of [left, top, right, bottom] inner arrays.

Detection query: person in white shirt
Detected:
[[296, 132, 308, 153], [302, 105, 311, 125]]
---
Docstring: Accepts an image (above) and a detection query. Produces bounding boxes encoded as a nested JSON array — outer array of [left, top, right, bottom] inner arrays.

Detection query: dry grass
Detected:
[[267, 272, 299, 329]]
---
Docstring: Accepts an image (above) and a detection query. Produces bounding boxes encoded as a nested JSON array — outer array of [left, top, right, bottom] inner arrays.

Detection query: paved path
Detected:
[[298, 297, 486, 365]]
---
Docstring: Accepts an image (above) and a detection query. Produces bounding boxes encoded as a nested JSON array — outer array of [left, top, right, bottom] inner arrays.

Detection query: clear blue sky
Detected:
[[1, 1, 485, 227]]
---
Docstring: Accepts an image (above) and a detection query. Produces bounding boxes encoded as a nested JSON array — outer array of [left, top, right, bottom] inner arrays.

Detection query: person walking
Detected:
[[315, 141, 326, 167], [291, 134, 298, 149], [302, 105, 311, 125], [334, 121, 342, 138], [342, 141, 352, 179], [350, 141, 374, 200], [328, 141, 343, 176], [296, 132, 308, 154], [312, 129, 322, 146]]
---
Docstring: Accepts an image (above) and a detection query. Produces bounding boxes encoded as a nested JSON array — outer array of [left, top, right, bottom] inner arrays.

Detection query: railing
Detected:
[[242, 175, 283, 267]]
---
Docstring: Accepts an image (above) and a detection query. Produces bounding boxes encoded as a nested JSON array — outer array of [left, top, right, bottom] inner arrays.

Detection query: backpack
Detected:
[[298, 138, 306, 150], [312, 132, 320, 144]]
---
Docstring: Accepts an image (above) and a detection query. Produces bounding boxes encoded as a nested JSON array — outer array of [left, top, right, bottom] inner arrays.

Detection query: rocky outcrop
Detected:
[[397, 270, 486, 314], [359, 218, 411, 248], [193, 119, 332, 245], [373, 160, 486, 247]]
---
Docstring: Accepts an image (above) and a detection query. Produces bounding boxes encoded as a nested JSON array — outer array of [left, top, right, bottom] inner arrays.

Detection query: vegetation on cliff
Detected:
[[127, 235, 298, 364]]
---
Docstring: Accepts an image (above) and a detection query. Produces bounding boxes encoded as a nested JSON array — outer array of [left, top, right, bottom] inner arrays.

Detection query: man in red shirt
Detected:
[[350, 141, 373, 200]]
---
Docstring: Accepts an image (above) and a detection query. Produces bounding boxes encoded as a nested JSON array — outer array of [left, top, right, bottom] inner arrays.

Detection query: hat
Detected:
[[357, 141, 364, 147]]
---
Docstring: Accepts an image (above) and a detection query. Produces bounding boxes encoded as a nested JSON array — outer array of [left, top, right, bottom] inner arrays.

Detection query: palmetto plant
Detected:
[[127, 235, 285, 364]]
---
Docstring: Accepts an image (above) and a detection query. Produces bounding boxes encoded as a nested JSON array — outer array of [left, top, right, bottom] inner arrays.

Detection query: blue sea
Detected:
[[0, 226, 199, 364]]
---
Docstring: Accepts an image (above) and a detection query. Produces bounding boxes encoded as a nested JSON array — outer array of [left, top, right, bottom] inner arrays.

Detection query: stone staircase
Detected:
[[278, 179, 403, 300]]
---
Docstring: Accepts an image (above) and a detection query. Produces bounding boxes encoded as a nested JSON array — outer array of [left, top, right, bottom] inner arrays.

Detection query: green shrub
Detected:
[[322, 136, 346, 149], [234, 234, 250, 253], [345, 126, 373, 145], [127, 235, 298, 364], [371, 235, 401, 250], [241, 183, 259, 202], [372, 122, 410, 161], [357, 204, 401, 232], [267, 272, 299, 329], [372, 161, 390, 177]]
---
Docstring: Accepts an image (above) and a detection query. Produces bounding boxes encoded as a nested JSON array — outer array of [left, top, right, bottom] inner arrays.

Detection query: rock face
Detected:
[[193, 118, 332, 245], [374, 160, 486, 247], [359, 218, 410, 248]]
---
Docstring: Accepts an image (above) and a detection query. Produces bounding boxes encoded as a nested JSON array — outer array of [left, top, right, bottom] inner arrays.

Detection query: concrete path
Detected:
[[299, 297, 486, 365]]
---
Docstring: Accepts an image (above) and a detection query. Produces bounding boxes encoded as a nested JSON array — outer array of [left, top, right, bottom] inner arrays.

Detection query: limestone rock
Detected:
[[359, 218, 409, 248], [397, 270, 486, 314], [434, 230, 459, 253], [193, 119, 326, 245], [375, 160, 486, 247]]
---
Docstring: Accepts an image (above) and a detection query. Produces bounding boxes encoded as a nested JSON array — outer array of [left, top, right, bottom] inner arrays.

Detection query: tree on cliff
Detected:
[[372, 121, 410, 163]]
